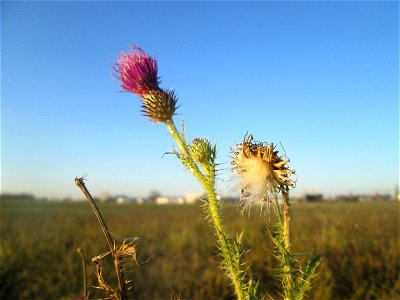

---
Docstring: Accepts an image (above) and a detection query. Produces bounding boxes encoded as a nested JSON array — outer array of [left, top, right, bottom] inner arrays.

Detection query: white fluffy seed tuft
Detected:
[[237, 156, 278, 209]]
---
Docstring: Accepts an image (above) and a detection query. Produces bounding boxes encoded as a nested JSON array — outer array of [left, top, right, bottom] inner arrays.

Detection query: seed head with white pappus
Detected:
[[231, 134, 295, 210]]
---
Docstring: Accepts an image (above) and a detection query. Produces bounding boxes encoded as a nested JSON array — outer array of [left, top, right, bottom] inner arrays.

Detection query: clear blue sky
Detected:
[[2, 1, 398, 199]]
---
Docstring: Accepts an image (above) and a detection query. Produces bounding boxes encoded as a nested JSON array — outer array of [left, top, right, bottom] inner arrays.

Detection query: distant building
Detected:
[[115, 196, 128, 204], [97, 194, 113, 202], [0, 193, 36, 201], [171, 197, 185, 204], [296, 188, 324, 202], [305, 194, 323, 202], [335, 193, 392, 202], [135, 198, 144, 205], [155, 197, 170, 205], [296, 192, 323, 202], [184, 192, 204, 204], [359, 193, 392, 202], [154, 196, 187, 204]]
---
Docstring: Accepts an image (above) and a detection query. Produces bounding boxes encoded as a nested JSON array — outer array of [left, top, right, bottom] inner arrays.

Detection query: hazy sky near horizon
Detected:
[[2, 1, 399, 199]]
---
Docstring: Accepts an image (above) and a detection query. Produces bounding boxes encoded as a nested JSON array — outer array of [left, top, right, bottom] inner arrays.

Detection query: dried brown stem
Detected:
[[77, 247, 88, 300], [283, 189, 290, 249], [75, 177, 128, 300], [282, 188, 292, 298]]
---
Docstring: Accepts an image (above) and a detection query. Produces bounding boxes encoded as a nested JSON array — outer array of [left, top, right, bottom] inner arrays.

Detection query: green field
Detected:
[[1, 199, 399, 299]]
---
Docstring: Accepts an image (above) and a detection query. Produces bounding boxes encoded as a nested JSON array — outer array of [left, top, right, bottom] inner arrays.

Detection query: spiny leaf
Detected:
[[246, 278, 261, 300], [293, 254, 322, 299]]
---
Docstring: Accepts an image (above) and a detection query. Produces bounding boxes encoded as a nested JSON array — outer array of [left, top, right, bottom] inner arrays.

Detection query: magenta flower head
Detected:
[[113, 46, 178, 123], [113, 46, 159, 97]]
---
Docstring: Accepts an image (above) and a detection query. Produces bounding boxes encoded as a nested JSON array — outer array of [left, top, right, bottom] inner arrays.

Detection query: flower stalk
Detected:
[[269, 182, 321, 300], [283, 189, 290, 250], [282, 189, 293, 299], [76, 247, 88, 300], [75, 177, 128, 300], [165, 120, 246, 300]]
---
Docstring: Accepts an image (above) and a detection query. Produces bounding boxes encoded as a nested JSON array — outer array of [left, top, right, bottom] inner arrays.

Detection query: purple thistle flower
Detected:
[[113, 46, 159, 97]]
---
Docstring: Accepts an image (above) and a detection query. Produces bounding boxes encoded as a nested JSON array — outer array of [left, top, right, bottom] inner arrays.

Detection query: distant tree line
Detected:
[[0, 193, 36, 201]]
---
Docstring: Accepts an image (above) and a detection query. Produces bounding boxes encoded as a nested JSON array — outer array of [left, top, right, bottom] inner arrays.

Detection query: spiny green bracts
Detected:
[[142, 89, 177, 123], [189, 138, 213, 167]]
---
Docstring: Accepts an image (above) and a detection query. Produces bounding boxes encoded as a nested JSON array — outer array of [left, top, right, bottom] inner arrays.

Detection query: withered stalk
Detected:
[[75, 177, 128, 300]]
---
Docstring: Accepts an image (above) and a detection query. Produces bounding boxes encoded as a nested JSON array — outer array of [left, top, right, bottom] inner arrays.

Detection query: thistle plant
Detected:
[[232, 134, 321, 299], [113, 46, 252, 300], [113, 45, 320, 299]]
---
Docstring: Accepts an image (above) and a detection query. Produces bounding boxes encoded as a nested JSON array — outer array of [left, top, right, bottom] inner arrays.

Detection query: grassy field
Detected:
[[1, 198, 399, 299]]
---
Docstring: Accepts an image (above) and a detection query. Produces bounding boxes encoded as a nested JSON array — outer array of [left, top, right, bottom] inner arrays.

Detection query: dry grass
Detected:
[[1, 198, 399, 299]]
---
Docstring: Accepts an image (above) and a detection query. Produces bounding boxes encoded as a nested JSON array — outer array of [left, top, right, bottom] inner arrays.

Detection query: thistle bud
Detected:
[[142, 89, 177, 123], [190, 138, 213, 166]]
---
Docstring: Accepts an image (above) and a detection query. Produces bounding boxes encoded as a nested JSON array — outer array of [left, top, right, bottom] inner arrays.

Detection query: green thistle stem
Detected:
[[165, 120, 207, 186], [165, 120, 190, 157], [205, 182, 246, 300], [272, 191, 293, 300], [165, 119, 246, 300]]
